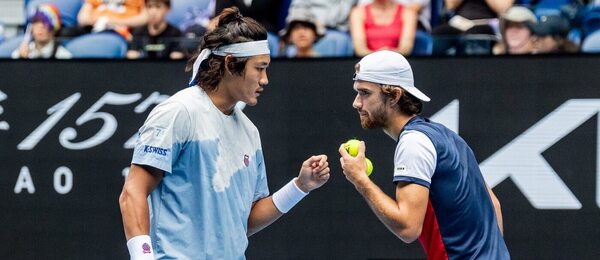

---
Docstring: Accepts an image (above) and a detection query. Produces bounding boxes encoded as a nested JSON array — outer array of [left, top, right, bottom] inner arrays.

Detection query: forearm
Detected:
[[487, 185, 503, 235], [485, 0, 513, 15], [247, 196, 284, 236], [445, 0, 464, 11], [77, 4, 95, 26], [119, 188, 151, 240], [354, 181, 416, 242]]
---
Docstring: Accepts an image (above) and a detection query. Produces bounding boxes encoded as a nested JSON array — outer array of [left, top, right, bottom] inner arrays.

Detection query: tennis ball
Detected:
[[365, 158, 373, 176], [344, 139, 360, 157]]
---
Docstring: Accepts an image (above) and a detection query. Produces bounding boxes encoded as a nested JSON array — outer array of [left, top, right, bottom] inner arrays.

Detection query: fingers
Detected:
[[358, 141, 366, 157], [338, 143, 350, 158]]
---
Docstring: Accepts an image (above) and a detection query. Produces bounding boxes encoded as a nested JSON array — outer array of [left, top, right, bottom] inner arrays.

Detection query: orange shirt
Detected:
[[86, 0, 144, 20]]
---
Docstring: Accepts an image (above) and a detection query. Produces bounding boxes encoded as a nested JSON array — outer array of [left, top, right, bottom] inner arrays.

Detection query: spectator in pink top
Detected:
[[350, 0, 418, 57]]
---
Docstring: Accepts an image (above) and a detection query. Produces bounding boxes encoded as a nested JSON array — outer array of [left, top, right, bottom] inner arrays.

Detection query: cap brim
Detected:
[[404, 86, 430, 102]]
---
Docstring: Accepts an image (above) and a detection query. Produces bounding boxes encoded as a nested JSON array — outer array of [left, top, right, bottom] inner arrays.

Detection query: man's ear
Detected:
[[224, 55, 234, 75], [389, 87, 402, 106]]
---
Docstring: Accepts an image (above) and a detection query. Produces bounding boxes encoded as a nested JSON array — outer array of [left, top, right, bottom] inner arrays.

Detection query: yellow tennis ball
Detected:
[[344, 139, 360, 157], [365, 158, 373, 176]]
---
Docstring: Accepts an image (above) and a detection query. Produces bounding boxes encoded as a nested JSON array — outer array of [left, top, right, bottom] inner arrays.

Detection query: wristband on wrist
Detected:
[[272, 177, 309, 213], [127, 235, 155, 260]]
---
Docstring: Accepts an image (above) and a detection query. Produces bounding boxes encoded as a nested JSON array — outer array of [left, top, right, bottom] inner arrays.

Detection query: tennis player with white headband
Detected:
[[119, 7, 330, 259]]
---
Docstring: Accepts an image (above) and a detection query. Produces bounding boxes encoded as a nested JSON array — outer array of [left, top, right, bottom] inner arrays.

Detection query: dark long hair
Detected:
[[186, 7, 267, 91]]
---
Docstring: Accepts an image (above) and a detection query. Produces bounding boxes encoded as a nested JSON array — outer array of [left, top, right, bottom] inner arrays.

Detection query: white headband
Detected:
[[189, 40, 270, 86]]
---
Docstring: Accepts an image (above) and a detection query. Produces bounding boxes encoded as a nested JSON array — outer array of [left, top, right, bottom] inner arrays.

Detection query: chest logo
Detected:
[[244, 154, 250, 167]]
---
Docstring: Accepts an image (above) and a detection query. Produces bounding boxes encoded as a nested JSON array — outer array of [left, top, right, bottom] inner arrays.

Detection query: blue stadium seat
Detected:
[[582, 8, 600, 37], [26, 0, 83, 27], [65, 32, 127, 58], [0, 35, 25, 58], [166, 0, 211, 27], [411, 30, 432, 56], [581, 30, 600, 52]]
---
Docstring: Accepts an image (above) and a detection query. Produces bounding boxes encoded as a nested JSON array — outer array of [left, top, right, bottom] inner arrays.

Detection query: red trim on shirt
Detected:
[[419, 200, 448, 260]]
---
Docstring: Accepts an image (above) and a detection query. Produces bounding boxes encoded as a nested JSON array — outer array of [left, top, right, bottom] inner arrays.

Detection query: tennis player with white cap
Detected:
[[119, 7, 330, 259], [338, 50, 509, 259]]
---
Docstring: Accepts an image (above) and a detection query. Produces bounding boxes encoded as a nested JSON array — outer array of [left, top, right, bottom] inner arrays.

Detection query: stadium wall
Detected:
[[0, 56, 599, 259]]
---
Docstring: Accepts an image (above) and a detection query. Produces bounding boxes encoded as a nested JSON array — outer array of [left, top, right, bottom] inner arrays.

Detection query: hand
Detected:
[[296, 155, 330, 192], [18, 43, 29, 58], [338, 141, 370, 187]]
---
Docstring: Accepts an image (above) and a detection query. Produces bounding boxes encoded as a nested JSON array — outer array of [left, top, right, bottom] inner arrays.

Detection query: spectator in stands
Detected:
[[289, 0, 356, 32], [12, 4, 72, 59], [286, 0, 356, 57], [278, 7, 325, 58], [359, 0, 432, 32], [350, 0, 418, 56], [64, 0, 148, 39], [127, 0, 184, 59], [432, 0, 513, 55], [533, 15, 579, 53], [493, 6, 537, 55]]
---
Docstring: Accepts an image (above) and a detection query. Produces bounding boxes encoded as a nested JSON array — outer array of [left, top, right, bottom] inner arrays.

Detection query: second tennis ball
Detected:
[[344, 139, 373, 176]]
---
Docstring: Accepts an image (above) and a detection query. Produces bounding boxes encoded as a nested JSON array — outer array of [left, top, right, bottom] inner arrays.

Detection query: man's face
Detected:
[[289, 23, 317, 49], [352, 80, 388, 129], [146, 1, 169, 25], [228, 54, 270, 106]]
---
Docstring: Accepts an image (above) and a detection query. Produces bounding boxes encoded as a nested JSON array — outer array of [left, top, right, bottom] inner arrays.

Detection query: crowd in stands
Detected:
[[1, 0, 600, 59]]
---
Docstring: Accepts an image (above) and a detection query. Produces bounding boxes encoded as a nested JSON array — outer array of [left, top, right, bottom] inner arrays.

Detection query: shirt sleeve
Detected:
[[253, 149, 269, 202], [393, 130, 437, 188], [131, 100, 191, 174]]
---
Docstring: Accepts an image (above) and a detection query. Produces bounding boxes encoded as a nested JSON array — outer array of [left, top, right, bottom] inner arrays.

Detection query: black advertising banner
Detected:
[[0, 56, 598, 259]]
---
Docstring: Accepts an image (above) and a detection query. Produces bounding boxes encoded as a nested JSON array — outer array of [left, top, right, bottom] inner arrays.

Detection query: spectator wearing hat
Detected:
[[533, 15, 579, 54], [279, 7, 325, 58], [350, 0, 419, 57], [493, 6, 537, 55], [12, 4, 72, 59]]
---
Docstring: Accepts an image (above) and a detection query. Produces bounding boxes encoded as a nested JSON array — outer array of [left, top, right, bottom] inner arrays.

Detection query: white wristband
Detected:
[[127, 235, 155, 260], [272, 178, 308, 213]]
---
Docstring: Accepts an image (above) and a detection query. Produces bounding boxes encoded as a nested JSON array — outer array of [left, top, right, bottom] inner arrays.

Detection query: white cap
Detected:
[[353, 50, 430, 102]]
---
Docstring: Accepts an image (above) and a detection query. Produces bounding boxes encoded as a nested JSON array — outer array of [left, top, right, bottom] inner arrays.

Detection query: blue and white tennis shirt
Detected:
[[132, 87, 269, 259], [393, 116, 509, 260]]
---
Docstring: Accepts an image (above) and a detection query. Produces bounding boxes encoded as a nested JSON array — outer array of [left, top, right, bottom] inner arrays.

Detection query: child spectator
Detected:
[[278, 7, 325, 58], [12, 4, 72, 59], [127, 0, 184, 59], [350, 0, 418, 56]]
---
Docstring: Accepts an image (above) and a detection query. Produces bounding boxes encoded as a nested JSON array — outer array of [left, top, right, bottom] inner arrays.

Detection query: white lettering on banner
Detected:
[[59, 92, 142, 150], [480, 99, 600, 209], [18, 93, 82, 150], [0, 90, 9, 131], [53, 167, 73, 194], [14, 167, 35, 194]]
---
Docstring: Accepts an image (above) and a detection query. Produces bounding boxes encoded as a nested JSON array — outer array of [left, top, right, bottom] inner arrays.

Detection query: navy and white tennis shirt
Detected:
[[394, 116, 509, 259]]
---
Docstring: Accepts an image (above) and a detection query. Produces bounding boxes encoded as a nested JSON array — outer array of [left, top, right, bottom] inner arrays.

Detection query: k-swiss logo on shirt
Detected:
[[244, 154, 250, 167], [396, 164, 407, 173]]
